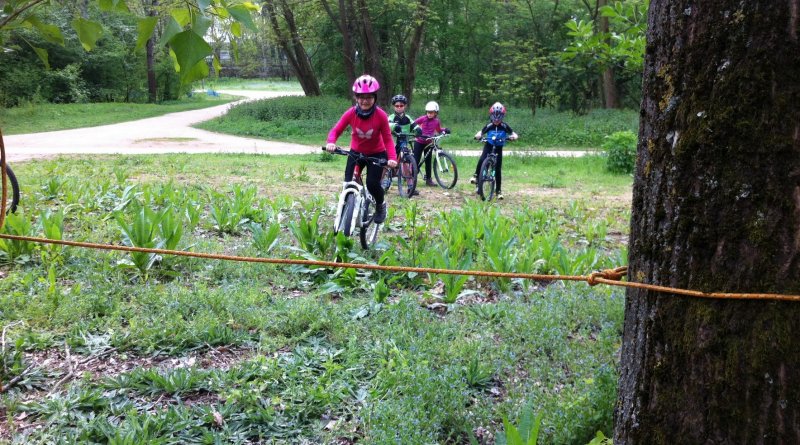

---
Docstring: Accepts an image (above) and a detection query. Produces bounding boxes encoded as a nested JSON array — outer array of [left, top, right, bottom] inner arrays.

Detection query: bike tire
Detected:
[[3, 165, 20, 214], [359, 199, 378, 249], [477, 158, 496, 201], [397, 154, 418, 198], [433, 151, 458, 189], [341, 194, 356, 237]]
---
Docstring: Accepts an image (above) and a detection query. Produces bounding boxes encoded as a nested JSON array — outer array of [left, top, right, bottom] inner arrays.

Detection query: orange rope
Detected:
[[1, 134, 799, 302]]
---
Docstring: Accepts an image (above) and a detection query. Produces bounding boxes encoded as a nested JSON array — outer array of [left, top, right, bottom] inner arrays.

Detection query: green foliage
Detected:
[[497, 404, 543, 445], [602, 130, 637, 174], [0, 211, 35, 265], [114, 200, 185, 279]]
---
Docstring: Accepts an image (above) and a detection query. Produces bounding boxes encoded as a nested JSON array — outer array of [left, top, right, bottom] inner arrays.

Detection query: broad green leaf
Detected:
[[180, 58, 210, 84], [226, 5, 256, 31], [71, 18, 103, 51], [135, 16, 158, 51], [212, 54, 221, 76], [231, 21, 242, 38], [24, 16, 64, 46], [99, 0, 129, 12], [198, 0, 212, 11], [171, 9, 191, 27], [169, 30, 212, 76], [159, 17, 183, 48], [192, 14, 212, 36], [31, 45, 50, 69]]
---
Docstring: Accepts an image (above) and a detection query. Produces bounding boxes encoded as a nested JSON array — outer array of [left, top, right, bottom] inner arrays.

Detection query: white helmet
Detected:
[[425, 101, 439, 112]]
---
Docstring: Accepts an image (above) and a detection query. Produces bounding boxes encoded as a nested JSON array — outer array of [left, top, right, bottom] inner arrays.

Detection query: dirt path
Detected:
[[3, 90, 592, 162]]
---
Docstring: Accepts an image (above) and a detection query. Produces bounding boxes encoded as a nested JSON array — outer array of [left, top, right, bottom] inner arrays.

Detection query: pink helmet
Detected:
[[352, 75, 380, 94]]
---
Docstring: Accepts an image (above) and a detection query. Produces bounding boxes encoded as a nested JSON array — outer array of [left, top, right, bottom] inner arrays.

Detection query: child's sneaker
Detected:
[[496, 192, 504, 200], [424, 176, 436, 187], [469, 175, 477, 184]]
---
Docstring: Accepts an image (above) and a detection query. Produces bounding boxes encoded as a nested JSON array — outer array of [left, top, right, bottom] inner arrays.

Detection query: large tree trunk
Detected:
[[320, 0, 357, 87], [262, 0, 320, 96], [615, 1, 800, 444], [145, 0, 158, 103], [402, 0, 430, 105], [598, 0, 619, 108], [355, 0, 385, 102]]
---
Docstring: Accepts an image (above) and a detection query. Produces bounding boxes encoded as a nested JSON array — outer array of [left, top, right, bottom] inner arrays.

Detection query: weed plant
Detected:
[[0, 155, 629, 444]]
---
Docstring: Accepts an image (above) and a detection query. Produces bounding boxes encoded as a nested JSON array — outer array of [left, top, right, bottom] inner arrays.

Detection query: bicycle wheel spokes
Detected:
[[397, 156, 418, 198], [478, 158, 496, 201], [433, 152, 458, 189]]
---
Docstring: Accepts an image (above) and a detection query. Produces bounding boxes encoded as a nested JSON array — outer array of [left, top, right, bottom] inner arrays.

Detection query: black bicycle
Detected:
[[2, 164, 19, 214], [416, 133, 458, 189], [382, 133, 418, 198], [476, 130, 510, 201]]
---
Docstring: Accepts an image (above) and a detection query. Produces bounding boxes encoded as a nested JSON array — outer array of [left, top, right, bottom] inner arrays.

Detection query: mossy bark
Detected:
[[615, 1, 800, 444]]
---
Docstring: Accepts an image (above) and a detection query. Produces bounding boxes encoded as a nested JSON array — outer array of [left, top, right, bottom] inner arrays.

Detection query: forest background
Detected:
[[0, 0, 648, 117]]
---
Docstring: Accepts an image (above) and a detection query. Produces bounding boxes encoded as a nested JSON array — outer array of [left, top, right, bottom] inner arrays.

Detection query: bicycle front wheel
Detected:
[[339, 194, 356, 236], [433, 151, 458, 189], [3, 165, 20, 214], [359, 199, 378, 249], [397, 155, 418, 198], [477, 157, 496, 201]]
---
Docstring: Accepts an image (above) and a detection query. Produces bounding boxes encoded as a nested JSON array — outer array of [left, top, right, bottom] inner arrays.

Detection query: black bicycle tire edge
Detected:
[[4, 165, 19, 214], [478, 158, 496, 201], [359, 198, 376, 249], [342, 193, 356, 237], [398, 155, 418, 198], [434, 152, 458, 189]]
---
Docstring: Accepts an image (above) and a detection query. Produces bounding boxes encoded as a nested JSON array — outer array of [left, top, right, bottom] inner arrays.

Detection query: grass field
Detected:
[[0, 153, 631, 444]]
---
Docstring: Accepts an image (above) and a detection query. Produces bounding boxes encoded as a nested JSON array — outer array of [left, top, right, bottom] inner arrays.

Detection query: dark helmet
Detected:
[[391, 94, 408, 105]]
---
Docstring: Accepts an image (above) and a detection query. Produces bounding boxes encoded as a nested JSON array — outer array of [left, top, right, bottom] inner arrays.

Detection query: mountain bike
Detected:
[[476, 130, 509, 201], [416, 133, 458, 189], [381, 133, 418, 198], [325, 147, 387, 249], [1, 164, 20, 214]]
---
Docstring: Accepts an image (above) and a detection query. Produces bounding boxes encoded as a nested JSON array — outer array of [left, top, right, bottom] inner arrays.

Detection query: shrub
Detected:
[[602, 130, 637, 174]]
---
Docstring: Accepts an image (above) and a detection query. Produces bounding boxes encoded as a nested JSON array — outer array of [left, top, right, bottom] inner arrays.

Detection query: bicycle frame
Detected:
[[417, 133, 448, 167], [333, 167, 373, 234]]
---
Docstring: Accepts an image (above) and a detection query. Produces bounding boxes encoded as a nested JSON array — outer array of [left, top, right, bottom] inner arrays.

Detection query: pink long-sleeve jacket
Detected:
[[327, 106, 397, 162]]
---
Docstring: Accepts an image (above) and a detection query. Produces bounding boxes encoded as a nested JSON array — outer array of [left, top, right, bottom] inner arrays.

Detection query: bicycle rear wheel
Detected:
[[397, 154, 418, 198], [339, 194, 356, 236], [433, 152, 458, 189], [477, 158, 496, 201], [3, 165, 19, 214]]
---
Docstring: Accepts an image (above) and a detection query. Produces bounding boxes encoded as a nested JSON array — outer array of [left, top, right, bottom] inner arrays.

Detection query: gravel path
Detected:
[[3, 90, 591, 162]]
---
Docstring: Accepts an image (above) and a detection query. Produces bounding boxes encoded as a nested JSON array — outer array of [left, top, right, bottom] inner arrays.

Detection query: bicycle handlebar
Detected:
[[321, 146, 388, 166]]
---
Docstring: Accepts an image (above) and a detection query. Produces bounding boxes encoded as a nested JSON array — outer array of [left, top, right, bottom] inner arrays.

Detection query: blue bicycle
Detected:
[[476, 130, 508, 201]]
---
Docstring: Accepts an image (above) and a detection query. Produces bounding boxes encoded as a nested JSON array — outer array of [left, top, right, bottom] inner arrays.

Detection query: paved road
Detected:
[[3, 90, 592, 162]]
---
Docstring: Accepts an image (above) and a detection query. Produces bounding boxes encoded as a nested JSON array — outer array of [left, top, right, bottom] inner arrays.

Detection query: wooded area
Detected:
[[0, 0, 648, 113]]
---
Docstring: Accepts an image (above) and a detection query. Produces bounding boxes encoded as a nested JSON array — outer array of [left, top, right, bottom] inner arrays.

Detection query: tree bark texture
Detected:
[[598, 0, 620, 108], [402, 0, 431, 105], [615, 1, 800, 444], [145, 0, 158, 103], [262, 0, 321, 96]]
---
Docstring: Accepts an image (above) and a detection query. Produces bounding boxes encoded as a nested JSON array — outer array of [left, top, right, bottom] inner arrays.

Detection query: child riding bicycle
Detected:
[[326, 75, 398, 223], [414, 101, 450, 187], [471, 102, 518, 200], [388, 94, 421, 156]]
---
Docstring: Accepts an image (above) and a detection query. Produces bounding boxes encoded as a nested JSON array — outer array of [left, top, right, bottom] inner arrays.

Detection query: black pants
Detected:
[[413, 141, 432, 179], [474, 143, 503, 193], [344, 151, 387, 206]]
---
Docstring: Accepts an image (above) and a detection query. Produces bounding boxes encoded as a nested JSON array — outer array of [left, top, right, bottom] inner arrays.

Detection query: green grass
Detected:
[[197, 95, 639, 150], [201, 77, 304, 92], [0, 94, 238, 135], [0, 153, 631, 444]]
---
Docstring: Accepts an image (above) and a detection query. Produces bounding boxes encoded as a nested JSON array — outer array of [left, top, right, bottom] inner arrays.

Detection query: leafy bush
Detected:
[[602, 130, 637, 174]]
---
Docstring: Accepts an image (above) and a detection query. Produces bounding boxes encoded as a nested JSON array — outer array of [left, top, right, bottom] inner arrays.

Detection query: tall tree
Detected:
[[320, 0, 357, 87], [262, 0, 321, 96], [615, 0, 800, 443]]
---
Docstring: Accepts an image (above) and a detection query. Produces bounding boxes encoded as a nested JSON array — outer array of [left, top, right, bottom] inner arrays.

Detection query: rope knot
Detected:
[[588, 266, 628, 286]]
